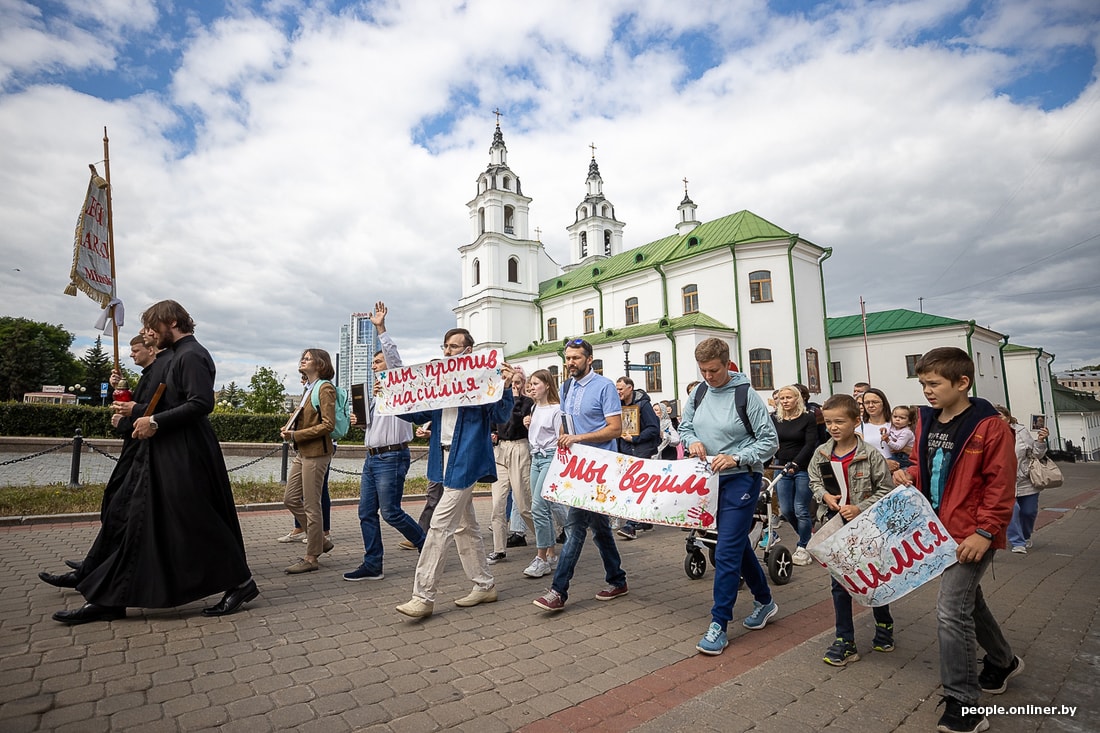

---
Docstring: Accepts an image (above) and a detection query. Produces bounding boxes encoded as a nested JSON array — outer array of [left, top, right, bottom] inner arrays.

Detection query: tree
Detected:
[[216, 381, 245, 410], [244, 366, 288, 414], [0, 317, 83, 401], [79, 335, 113, 396]]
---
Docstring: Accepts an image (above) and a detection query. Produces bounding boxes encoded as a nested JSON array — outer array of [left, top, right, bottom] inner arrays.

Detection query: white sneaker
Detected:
[[523, 557, 552, 578], [792, 547, 812, 566], [1011, 546, 1027, 554], [276, 530, 307, 543]]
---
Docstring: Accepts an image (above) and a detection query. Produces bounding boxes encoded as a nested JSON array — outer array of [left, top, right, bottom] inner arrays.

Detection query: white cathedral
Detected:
[[453, 123, 832, 405]]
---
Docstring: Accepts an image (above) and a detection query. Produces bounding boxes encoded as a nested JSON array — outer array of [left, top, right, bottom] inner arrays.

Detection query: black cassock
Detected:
[[77, 334, 252, 609]]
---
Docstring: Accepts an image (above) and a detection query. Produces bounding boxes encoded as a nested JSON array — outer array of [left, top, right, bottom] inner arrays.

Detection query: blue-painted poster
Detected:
[[806, 485, 958, 607]]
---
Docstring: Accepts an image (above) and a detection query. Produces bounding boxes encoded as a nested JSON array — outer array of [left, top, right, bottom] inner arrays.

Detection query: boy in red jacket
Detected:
[[893, 347, 1021, 733]]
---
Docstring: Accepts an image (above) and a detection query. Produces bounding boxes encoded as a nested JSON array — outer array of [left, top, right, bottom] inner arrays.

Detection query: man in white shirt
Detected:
[[343, 302, 426, 582]]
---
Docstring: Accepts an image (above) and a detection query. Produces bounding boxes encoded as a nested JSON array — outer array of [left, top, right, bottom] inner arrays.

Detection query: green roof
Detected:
[[1052, 383, 1100, 413], [539, 210, 800, 299], [506, 311, 734, 361], [826, 309, 966, 339]]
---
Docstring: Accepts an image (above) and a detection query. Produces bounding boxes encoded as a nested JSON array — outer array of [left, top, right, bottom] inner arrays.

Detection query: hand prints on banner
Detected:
[[807, 485, 958, 607], [542, 442, 718, 528], [376, 348, 504, 414]]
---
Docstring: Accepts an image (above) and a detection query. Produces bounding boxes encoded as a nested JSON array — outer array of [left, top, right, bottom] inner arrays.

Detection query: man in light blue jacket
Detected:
[[395, 328, 515, 619], [679, 338, 779, 656]]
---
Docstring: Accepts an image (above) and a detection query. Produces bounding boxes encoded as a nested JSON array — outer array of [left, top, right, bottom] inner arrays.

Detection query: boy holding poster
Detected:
[[809, 394, 896, 666], [893, 348, 1020, 733]]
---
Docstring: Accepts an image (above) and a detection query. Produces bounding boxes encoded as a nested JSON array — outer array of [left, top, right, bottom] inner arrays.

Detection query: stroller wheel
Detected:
[[685, 551, 707, 580], [768, 544, 793, 585]]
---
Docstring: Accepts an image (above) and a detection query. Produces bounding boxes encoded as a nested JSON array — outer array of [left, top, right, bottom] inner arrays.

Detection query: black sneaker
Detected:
[[978, 655, 1024, 694], [506, 533, 527, 548], [822, 637, 859, 666], [872, 622, 895, 652], [617, 524, 637, 540], [936, 696, 989, 733]]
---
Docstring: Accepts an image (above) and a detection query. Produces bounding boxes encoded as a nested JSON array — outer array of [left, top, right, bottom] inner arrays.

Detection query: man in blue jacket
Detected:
[[395, 328, 515, 619]]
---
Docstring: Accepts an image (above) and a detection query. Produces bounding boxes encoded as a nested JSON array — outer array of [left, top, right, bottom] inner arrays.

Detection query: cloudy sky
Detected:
[[2, 0, 1098, 394]]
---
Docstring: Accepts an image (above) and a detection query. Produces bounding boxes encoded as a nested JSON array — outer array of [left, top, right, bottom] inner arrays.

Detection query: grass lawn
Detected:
[[0, 476, 435, 517]]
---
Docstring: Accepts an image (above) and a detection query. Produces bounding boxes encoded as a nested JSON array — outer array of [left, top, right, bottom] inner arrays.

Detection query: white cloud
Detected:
[[1, 0, 1098, 395]]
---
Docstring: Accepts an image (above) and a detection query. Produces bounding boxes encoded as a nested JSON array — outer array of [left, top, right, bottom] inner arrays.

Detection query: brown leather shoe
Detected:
[[285, 558, 319, 574]]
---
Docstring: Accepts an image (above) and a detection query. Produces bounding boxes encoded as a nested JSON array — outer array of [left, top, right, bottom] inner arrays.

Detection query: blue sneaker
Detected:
[[743, 600, 778, 630], [695, 622, 728, 656], [343, 565, 384, 582]]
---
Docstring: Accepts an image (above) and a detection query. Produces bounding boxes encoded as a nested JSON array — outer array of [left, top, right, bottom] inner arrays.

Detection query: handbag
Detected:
[[1026, 451, 1063, 490]]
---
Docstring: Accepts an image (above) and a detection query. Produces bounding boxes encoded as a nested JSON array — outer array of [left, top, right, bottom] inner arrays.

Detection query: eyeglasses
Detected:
[[566, 338, 586, 347], [440, 342, 467, 352]]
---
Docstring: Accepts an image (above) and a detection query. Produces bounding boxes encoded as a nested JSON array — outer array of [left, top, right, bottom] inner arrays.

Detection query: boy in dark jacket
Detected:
[[893, 347, 1020, 733]]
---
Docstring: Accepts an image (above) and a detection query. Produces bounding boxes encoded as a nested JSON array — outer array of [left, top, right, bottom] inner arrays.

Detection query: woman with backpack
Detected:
[[280, 348, 337, 574]]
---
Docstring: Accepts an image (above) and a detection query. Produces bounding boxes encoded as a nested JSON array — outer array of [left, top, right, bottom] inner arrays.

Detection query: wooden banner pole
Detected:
[[102, 127, 121, 374]]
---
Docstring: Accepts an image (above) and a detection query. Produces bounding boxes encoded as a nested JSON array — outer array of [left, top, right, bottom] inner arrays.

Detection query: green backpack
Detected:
[[310, 379, 351, 441]]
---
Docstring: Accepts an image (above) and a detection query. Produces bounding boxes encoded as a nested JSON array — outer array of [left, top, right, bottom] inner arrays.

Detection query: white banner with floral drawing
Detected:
[[542, 442, 718, 529], [806, 485, 958, 608], [376, 348, 505, 414]]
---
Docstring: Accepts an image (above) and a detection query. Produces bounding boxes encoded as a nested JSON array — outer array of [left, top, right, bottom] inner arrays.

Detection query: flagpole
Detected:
[[102, 127, 120, 373], [860, 296, 871, 384]]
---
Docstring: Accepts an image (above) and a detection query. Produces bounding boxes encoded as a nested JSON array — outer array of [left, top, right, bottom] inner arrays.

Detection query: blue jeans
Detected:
[[712, 472, 772, 631], [357, 448, 424, 573], [550, 507, 627, 602], [774, 470, 813, 548], [530, 451, 564, 549], [937, 551, 1014, 703], [1007, 493, 1039, 548], [831, 577, 893, 642]]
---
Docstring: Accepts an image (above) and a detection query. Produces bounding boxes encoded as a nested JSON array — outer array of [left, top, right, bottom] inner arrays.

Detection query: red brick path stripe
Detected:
[[519, 484, 1100, 733]]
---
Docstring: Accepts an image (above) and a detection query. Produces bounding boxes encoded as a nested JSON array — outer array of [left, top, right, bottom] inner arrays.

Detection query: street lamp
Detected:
[[622, 339, 631, 379], [67, 383, 86, 405]]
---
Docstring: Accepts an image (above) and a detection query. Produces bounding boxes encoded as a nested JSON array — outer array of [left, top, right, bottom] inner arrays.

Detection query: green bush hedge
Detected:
[[0, 402, 370, 443]]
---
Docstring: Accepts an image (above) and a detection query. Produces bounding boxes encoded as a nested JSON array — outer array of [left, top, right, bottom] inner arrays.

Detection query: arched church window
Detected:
[[682, 284, 699, 314], [644, 351, 662, 392], [478, 207, 486, 235], [749, 271, 773, 303], [507, 256, 519, 283], [503, 176, 511, 190], [472, 258, 480, 286], [580, 232, 587, 258], [604, 230, 611, 255], [749, 348, 774, 390], [625, 297, 639, 325], [504, 205, 515, 235]]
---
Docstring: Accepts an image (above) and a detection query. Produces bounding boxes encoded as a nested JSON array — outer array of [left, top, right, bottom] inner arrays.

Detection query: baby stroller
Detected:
[[683, 472, 794, 585]]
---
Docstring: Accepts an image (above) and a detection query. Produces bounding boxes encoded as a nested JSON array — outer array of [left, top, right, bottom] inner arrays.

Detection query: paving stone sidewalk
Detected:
[[1, 464, 1096, 732]]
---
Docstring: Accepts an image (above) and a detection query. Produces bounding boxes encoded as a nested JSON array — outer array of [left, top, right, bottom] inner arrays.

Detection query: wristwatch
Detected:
[[149, 416, 159, 431], [974, 528, 993, 540]]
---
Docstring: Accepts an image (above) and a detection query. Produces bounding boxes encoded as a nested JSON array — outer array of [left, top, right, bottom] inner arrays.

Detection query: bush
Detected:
[[0, 402, 370, 443], [0, 402, 114, 437]]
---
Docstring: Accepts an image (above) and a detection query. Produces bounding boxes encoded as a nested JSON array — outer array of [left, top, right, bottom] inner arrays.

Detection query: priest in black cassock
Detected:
[[52, 300, 259, 624], [38, 328, 170, 588]]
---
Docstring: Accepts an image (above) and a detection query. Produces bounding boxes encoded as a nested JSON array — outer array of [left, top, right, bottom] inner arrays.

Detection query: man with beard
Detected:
[[38, 328, 168, 586], [532, 338, 628, 612], [50, 300, 258, 624]]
